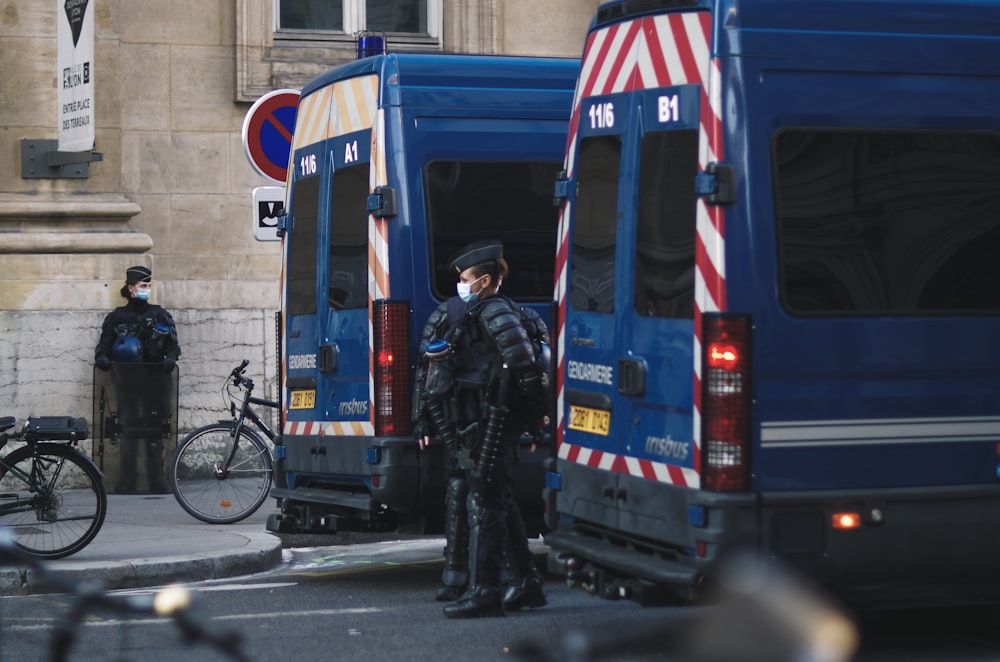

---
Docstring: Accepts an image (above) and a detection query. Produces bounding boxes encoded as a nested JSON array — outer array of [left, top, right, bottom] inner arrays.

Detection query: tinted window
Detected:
[[775, 130, 1000, 314], [570, 135, 621, 313], [425, 161, 562, 301], [366, 0, 427, 33], [280, 0, 343, 30], [328, 163, 369, 310], [287, 175, 320, 315], [279, 0, 427, 33], [635, 129, 697, 318]]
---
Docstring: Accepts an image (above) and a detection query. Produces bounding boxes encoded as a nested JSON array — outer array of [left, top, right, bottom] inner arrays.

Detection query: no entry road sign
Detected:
[[242, 89, 300, 184]]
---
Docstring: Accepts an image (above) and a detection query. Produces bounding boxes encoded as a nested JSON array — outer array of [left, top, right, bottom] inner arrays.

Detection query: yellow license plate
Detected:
[[568, 405, 611, 436], [289, 390, 316, 409]]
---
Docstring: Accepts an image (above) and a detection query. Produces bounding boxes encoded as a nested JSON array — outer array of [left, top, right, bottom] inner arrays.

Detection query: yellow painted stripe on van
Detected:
[[292, 75, 379, 151], [292, 85, 332, 150], [331, 75, 378, 138]]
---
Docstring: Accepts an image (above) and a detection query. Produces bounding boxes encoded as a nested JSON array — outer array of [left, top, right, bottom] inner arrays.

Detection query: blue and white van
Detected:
[[268, 52, 577, 536], [545, 0, 1000, 606]]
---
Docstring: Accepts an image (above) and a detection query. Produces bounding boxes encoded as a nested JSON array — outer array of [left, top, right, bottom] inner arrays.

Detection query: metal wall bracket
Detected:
[[21, 138, 103, 179]]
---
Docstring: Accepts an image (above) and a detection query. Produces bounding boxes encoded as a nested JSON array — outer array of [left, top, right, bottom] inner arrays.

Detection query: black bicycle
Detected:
[[169, 360, 277, 524], [0, 416, 107, 559]]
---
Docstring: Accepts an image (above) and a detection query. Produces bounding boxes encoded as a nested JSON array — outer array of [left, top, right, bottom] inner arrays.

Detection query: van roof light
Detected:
[[357, 31, 387, 59]]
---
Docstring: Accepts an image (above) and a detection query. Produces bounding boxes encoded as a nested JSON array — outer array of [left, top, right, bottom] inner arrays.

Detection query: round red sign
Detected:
[[241, 89, 300, 184]]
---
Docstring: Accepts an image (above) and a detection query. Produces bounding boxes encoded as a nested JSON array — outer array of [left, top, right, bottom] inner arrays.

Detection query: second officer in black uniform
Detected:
[[413, 240, 549, 618], [95, 265, 180, 493]]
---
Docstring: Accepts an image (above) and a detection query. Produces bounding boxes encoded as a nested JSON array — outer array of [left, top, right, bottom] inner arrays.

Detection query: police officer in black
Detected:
[[95, 265, 180, 493], [413, 240, 548, 618]]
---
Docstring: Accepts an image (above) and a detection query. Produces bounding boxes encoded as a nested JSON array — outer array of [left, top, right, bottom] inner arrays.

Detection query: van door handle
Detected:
[[319, 344, 338, 373], [617, 357, 646, 396]]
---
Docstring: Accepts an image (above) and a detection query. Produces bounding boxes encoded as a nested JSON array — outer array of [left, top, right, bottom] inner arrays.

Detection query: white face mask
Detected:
[[135, 287, 151, 301], [456, 275, 485, 303]]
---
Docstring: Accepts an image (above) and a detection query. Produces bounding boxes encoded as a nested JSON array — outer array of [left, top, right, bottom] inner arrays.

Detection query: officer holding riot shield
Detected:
[[413, 241, 549, 618], [95, 266, 180, 493]]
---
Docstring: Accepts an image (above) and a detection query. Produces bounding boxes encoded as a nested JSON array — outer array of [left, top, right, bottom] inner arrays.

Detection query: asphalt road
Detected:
[[3, 537, 1000, 662]]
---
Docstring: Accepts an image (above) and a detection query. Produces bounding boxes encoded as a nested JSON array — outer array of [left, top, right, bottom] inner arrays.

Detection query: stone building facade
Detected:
[[0, 1, 593, 448]]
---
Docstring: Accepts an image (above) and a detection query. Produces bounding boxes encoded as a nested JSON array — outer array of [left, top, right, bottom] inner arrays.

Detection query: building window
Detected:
[[279, 0, 431, 36], [237, 0, 476, 101]]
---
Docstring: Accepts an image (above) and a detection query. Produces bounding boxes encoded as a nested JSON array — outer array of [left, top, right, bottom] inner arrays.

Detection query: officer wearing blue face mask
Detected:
[[95, 265, 181, 493], [412, 240, 549, 618], [95, 266, 180, 373]]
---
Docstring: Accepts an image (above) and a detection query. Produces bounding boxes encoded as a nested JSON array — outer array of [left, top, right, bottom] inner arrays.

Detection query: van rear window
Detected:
[[569, 136, 621, 314], [328, 163, 369, 310], [425, 161, 562, 302], [287, 175, 320, 316], [775, 130, 1000, 314], [636, 129, 697, 318]]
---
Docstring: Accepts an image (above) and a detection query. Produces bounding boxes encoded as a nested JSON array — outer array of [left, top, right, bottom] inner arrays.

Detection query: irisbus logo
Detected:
[[645, 435, 690, 462], [338, 399, 369, 417]]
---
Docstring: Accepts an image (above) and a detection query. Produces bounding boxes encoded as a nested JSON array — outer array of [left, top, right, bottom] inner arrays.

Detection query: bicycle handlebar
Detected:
[[230, 360, 253, 389]]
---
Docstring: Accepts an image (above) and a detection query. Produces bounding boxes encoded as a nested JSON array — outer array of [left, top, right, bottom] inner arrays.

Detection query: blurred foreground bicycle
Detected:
[[0, 416, 106, 559], [0, 525, 249, 662], [169, 360, 277, 524]]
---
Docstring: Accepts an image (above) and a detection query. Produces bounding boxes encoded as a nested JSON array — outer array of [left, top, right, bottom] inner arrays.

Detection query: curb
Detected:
[[0, 533, 283, 597]]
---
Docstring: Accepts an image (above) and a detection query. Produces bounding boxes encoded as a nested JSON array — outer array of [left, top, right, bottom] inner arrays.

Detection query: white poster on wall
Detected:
[[57, 0, 95, 152]]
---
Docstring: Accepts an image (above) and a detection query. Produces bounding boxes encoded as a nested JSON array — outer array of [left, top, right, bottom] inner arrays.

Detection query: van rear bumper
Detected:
[[758, 483, 1000, 604], [270, 431, 549, 535], [271, 433, 439, 515], [548, 481, 1000, 606]]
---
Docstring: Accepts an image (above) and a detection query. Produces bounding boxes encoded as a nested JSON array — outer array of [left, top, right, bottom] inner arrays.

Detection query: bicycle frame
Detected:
[[233, 395, 277, 443], [218, 364, 278, 478]]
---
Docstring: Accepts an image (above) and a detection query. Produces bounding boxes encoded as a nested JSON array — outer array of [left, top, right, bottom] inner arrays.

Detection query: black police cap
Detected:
[[126, 265, 152, 283], [448, 240, 504, 274]]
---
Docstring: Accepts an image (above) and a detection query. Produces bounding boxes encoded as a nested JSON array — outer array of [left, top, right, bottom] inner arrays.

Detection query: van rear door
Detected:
[[283, 75, 378, 448], [558, 11, 711, 537]]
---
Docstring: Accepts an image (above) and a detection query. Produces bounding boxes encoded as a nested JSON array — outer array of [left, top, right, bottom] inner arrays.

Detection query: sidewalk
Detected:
[[0, 494, 283, 596]]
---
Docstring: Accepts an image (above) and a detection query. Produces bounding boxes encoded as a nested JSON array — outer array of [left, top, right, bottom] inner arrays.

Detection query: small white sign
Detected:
[[57, 0, 95, 152], [253, 186, 285, 241]]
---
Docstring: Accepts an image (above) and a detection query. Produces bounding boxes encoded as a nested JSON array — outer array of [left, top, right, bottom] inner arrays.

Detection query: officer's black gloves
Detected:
[[162, 358, 176, 373], [412, 419, 428, 441], [95, 356, 111, 371]]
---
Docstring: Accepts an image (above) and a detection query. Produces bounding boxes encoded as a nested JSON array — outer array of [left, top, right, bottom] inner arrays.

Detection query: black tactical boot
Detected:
[[442, 585, 504, 618], [436, 477, 469, 602], [503, 573, 547, 611]]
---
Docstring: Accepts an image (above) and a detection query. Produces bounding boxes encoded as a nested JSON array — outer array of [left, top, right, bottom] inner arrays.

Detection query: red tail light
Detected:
[[373, 300, 411, 436], [702, 314, 751, 492]]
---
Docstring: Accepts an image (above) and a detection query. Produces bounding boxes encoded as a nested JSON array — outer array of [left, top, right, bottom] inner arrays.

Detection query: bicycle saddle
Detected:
[[0, 417, 15, 433]]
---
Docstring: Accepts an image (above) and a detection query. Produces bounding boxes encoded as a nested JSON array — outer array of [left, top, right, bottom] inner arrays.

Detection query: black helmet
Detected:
[[111, 336, 143, 363]]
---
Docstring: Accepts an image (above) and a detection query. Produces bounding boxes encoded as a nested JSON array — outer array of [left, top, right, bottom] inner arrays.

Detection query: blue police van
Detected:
[[545, 0, 1000, 607], [267, 52, 577, 536]]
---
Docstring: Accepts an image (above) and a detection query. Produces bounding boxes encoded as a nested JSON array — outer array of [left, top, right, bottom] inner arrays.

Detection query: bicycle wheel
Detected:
[[0, 443, 108, 559], [170, 423, 273, 524]]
